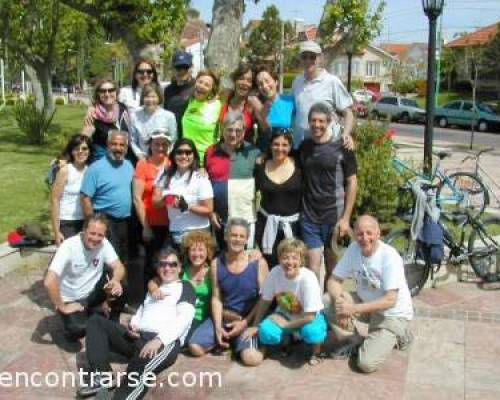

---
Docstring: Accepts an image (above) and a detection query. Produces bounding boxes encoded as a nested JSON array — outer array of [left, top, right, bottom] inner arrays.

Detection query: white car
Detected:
[[352, 89, 375, 104]]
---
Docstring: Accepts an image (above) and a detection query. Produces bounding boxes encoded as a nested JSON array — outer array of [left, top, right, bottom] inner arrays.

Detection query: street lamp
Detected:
[[422, 0, 444, 175]]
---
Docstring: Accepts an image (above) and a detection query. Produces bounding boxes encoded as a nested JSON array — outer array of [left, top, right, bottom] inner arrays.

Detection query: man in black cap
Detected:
[[163, 50, 195, 138]]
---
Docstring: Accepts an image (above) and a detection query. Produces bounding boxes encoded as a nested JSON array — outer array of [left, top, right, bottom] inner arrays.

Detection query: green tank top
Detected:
[[182, 265, 212, 321]]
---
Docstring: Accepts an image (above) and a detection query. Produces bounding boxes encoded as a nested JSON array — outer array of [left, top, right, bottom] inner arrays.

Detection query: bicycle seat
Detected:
[[434, 151, 451, 160]]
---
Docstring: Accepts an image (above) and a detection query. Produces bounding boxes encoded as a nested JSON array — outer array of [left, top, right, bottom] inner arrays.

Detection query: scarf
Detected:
[[95, 103, 119, 124]]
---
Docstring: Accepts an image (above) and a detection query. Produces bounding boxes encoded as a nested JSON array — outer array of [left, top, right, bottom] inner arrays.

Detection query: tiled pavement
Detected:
[[1, 262, 500, 400]]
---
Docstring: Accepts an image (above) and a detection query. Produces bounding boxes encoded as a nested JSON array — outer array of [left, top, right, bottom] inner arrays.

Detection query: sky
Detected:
[[190, 0, 500, 44]]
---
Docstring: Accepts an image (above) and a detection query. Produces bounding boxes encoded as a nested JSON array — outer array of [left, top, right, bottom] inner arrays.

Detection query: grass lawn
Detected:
[[0, 105, 86, 241]]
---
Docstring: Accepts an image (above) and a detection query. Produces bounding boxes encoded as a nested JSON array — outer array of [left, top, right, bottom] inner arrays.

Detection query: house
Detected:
[[444, 22, 499, 94], [297, 25, 318, 42], [180, 19, 210, 76], [380, 43, 428, 79], [328, 44, 398, 93]]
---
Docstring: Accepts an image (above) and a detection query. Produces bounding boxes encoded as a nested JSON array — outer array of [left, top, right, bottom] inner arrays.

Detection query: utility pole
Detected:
[[0, 58, 5, 103], [435, 5, 444, 107]]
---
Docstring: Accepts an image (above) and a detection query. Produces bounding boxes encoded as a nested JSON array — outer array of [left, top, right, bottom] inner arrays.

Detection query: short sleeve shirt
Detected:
[[156, 170, 213, 232], [262, 265, 323, 320], [334, 241, 414, 320], [134, 159, 169, 226], [292, 70, 353, 146], [49, 234, 118, 302], [299, 136, 357, 224]]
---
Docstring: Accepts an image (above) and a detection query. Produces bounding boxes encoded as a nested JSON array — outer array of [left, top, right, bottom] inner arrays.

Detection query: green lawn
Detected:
[[0, 105, 86, 240]]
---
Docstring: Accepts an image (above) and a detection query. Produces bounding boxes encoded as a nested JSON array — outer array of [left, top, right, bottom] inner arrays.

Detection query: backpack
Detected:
[[416, 214, 444, 264]]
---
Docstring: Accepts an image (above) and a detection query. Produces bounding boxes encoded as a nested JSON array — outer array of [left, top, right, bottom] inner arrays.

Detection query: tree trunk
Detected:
[[205, 0, 244, 88], [25, 62, 54, 116]]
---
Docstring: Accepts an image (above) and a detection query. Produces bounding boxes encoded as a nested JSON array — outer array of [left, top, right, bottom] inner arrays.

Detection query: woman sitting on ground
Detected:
[[243, 238, 328, 366], [148, 230, 215, 343], [50, 134, 93, 245]]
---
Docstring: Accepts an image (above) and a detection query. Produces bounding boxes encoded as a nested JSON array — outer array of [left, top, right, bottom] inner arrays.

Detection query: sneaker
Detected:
[[77, 375, 115, 398], [397, 330, 414, 351]]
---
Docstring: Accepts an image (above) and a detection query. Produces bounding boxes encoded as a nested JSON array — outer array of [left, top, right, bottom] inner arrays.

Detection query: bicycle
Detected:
[[385, 201, 500, 297], [460, 147, 500, 208], [393, 150, 489, 215]]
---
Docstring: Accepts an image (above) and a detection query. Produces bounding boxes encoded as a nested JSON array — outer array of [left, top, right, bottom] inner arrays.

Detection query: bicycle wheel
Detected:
[[468, 217, 500, 280], [384, 229, 429, 296], [436, 172, 489, 215]]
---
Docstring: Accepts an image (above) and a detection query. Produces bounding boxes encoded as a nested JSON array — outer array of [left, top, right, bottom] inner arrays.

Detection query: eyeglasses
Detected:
[[137, 69, 154, 75], [157, 260, 179, 268], [175, 149, 194, 156], [98, 87, 116, 94], [225, 128, 244, 135], [301, 53, 317, 61]]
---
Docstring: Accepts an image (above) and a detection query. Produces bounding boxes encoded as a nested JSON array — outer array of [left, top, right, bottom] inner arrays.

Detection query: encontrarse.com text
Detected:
[[0, 370, 222, 389]]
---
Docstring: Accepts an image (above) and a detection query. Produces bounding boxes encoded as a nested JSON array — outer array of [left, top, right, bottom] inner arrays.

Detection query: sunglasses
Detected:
[[175, 149, 194, 156], [75, 146, 90, 152], [98, 87, 116, 94], [157, 260, 179, 268], [137, 69, 154, 75]]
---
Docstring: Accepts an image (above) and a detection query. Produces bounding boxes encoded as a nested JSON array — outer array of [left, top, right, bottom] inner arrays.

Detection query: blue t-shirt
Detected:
[[268, 95, 295, 129], [80, 155, 134, 218]]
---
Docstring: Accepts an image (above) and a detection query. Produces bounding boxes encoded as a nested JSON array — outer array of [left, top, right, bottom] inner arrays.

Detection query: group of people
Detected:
[[44, 41, 414, 399]]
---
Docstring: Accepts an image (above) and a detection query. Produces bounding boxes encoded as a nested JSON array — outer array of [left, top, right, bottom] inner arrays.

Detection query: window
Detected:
[[401, 99, 418, 108], [334, 62, 343, 76], [444, 102, 461, 110], [352, 61, 360, 75], [366, 61, 380, 77], [379, 97, 397, 105], [462, 102, 474, 112]]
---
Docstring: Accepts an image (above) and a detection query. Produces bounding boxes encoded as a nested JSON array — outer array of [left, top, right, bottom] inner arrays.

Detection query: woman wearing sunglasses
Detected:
[[119, 58, 160, 113], [153, 139, 214, 246], [82, 78, 129, 161], [50, 134, 93, 245]]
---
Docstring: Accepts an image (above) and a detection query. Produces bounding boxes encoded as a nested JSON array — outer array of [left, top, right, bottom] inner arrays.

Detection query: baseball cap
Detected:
[[172, 51, 193, 68], [299, 41, 322, 55], [150, 128, 174, 143]]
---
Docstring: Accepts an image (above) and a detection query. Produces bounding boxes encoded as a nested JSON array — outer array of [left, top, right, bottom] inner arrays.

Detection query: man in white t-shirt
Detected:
[[325, 215, 414, 373], [44, 214, 126, 340]]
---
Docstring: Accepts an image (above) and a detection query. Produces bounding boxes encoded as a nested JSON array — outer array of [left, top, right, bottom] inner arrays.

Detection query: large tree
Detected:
[[59, 0, 189, 60], [246, 5, 282, 65], [1, 0, 62, 115], [319, 0, 385, 89]]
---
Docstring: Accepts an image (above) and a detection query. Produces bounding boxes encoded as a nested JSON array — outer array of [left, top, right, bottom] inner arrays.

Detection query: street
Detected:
[[390, 122, 500, 148]]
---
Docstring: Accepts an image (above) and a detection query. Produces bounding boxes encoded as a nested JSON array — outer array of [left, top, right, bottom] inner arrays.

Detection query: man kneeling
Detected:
[[325, 215, 413, 373], [77, 247, 196, 399]]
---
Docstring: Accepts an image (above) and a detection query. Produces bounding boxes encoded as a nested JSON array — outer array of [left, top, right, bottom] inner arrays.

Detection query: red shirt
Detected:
[[134, 159, 169, 226], [219, 101, 254, 142]]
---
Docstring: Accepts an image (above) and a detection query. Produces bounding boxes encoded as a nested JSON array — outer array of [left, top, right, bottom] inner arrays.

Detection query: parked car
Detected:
[[370, 95, 426, 123], [352, 99, 368, 118], [352, 89, 375, 103], [434, 100, 500, 132]]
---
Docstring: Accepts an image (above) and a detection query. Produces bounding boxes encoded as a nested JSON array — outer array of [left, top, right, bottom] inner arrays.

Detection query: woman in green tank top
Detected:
[[181, 230, 215, 340]]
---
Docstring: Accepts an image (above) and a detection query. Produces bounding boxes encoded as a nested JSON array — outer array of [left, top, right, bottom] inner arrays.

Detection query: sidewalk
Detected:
[[1, 261, 500, 399]]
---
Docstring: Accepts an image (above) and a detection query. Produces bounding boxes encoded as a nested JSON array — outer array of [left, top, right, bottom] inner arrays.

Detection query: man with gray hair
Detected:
[[299, 102, 357, 287], [292, 40, 354, 149], [204, 111, 261, 249], [81, 130, 134, 264]]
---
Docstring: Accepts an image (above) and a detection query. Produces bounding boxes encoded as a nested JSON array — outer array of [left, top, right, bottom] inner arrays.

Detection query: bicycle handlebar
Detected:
[[461, 147, 495, 163]]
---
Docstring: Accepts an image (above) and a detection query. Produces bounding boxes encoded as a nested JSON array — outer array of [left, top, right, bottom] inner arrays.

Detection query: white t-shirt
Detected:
[[118, 86, 142, 113], [157, 170, 213, 232], [262, 265, 324, 320], [48, 234, 118, 302], [334, 241, 413, 320]]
